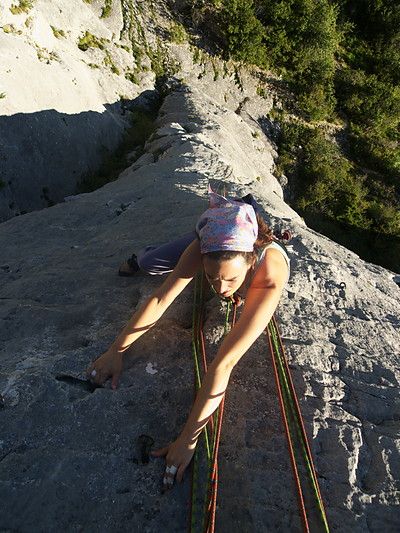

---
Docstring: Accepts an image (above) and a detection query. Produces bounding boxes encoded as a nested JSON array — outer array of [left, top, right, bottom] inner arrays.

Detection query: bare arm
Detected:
[[87, 238, 202, 387], [153, 248, 288, 484]]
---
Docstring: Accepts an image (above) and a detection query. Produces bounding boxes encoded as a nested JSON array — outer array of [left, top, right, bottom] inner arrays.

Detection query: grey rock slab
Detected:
[[0, 14, 400, 533]]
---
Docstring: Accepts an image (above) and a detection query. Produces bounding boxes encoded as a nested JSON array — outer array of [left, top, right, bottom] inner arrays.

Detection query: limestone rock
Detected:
[[1, 79, 399, 531], [0, 2, 399, 532], [0, 0, 155, 220]]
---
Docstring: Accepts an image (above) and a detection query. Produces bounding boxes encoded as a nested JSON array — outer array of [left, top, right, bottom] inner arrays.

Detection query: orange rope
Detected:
[[268, 315, 330, 532], [189, 285, 238, 533], [203, 300, 237, 533], [272, 316, 328, 523], [267, 325, 310, 532], [190, 281, 329, 532]]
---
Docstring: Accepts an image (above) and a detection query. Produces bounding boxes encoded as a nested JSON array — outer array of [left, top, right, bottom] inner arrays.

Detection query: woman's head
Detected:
[[202, 250, 255, 298], [196, 188, 274, 296]]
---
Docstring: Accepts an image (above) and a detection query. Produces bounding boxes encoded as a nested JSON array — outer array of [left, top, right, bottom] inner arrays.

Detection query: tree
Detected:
[[220, 0, 266, 64], [260, 0, 340, 119]]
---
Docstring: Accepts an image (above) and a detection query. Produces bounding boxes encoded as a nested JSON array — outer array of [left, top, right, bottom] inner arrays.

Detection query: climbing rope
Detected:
[[267, 316, 330, 533], [188, 216, 329, 532], [189, 272, 237, 533]]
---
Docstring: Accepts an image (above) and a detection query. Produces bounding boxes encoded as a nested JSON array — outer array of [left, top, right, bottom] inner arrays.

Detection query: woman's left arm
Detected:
[[151, 248, 288, 486]]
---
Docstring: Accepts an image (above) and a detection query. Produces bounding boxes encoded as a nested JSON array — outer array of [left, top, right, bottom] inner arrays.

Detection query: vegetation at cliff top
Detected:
[[171, 0, 400, 272]]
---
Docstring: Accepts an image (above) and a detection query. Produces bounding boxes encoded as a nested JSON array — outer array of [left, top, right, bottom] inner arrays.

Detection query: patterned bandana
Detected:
[[196, 188, 258, 253]]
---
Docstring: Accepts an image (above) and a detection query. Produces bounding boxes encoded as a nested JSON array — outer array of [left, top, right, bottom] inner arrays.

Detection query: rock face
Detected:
[[1, 4, 399, 533], [0, 0, 156, 220]]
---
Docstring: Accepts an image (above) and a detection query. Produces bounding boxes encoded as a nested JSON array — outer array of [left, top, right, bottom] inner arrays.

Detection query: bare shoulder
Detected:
[[250, 247, 288, 291]]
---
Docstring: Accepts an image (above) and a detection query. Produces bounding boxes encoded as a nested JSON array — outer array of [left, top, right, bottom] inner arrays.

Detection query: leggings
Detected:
[[136, 231, 198, 275]]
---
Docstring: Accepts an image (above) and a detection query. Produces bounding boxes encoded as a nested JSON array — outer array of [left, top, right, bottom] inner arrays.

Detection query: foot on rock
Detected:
[[118, 254, 140, 276]]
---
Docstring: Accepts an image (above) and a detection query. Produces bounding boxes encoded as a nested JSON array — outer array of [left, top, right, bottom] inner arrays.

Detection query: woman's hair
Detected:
[[202, 214, 274, 265], [254, 213, 274, 248]]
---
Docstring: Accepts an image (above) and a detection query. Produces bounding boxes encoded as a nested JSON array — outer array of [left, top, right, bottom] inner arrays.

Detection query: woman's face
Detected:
[[202, 255, 252, 298]]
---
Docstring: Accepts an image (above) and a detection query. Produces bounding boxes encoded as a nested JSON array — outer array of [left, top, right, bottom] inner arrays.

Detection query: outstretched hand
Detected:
[[86, 349, 123, 389], [151, 434, 198, 490]]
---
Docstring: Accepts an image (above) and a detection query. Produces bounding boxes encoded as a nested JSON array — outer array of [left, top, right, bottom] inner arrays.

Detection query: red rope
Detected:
[[204, 396, 225, 533], [272, 316, 328, 522], [189, 297, 237, 533], [267, 325, 310, 532], [268, 315, 330, 532], [203, 301, 237, 532], [190, 275, 328, 532]]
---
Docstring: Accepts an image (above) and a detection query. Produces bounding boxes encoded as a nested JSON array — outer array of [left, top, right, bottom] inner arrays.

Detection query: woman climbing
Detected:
[[86, 188, 290, 490]]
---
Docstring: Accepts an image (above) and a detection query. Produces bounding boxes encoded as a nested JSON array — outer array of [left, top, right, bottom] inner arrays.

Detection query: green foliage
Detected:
[[260, 0, 339, 119], [350, 129, 400, 187], [220, 0, 266, 64], [170, 0, 400, 269], [335, 68, 400, 184], [0, 93, 6, 99], [192, 47, 200, 64], [77, 32, 107, 51], [148, 38, 180, 79], [125, 72, 138, 84], [103, 51, 120, 74], [277, 122, 400, 247], [296, 83, 336, 122], [212, 62, 220, 81], [10, 1, 33, 15], [130, 43, 143, 62], [256, 85, 268, 98], [168, 22, 187, 43], [51, 26, 66, 39], [296, 129, 358, 220], [334, 1, 400, 188], [101, 0, 112, 19], [336, 69, 400, 129]]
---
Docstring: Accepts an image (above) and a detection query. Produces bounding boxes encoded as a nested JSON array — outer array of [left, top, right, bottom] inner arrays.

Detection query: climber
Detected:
[[86, 188, 290, 490]]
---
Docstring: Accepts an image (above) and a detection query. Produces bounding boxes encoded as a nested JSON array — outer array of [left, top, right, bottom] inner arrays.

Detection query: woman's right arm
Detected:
[[86, 238, 202, 388]]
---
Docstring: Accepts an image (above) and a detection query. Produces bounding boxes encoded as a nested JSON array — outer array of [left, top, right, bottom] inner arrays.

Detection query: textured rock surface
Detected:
[[1, 3, 400, 533], [1, 80, 399, 532], [0, 0, 156, 220]]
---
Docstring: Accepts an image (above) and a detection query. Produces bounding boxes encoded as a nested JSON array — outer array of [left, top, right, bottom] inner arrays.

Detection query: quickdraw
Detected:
[[189, 272, 329, 532]]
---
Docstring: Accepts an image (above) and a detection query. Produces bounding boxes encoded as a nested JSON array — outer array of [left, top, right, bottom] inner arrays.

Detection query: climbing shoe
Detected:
[[118, 254, 140, 276]]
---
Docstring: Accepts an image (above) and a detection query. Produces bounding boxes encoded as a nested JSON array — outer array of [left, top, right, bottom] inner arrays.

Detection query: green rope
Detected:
[[191, 273, 211, 532], [268, 319, 330, 532], [201, 298, 232, 531], [270, 322, 321, 508], [191, 273, 235, 532], [191, 181, 230, 532]]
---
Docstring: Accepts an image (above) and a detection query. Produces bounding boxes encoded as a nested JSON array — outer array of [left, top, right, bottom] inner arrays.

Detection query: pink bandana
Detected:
[[196, 189, 258, 253]]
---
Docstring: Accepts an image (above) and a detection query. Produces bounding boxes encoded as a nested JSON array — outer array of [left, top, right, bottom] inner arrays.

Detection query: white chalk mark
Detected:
[[146, 363, 158, 375]]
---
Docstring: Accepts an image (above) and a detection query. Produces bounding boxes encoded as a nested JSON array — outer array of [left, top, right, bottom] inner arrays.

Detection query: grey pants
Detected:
[[136, 231, 198, 275]]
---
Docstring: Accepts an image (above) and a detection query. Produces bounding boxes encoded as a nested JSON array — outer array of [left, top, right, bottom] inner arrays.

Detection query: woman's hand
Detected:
[[150, 434, 198, 490], [86, 349, 123, 389]]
